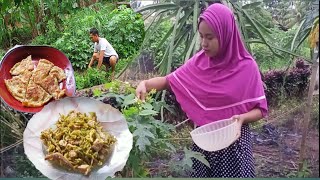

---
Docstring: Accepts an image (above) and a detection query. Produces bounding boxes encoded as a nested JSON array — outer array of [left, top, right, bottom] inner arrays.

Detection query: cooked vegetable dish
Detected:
[[40, 110, 116, 175]]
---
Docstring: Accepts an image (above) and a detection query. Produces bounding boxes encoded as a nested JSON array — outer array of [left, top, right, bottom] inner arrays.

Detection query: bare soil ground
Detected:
[[146, 96, 319, 178]]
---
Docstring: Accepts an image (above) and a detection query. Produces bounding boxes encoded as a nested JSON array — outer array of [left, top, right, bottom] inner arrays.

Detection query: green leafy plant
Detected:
[[93, 81, 174, 177], [0, 0, 27, 48], [91, 80, 209, 177], [95, 82, 164, 176], [32, 19, 61, 45], [251, 43, 287, 72], [75, 67, 109, 90], [93, 88, 103, 97], [104, 5, 145, 59], [0, 0, 84, 49], [264, 1, 313, 30], [144, 19, 185, 71], [74, 54, 134, 90], [173, 147, 210, 177], [250, 25, 312, 72]]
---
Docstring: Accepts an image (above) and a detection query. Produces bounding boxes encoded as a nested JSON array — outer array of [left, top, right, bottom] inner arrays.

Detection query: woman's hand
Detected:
[[231, 114, 245, 141], [136, 81, 147, 102], [135, 77, 169, 102], [231, 108, 263, 142]]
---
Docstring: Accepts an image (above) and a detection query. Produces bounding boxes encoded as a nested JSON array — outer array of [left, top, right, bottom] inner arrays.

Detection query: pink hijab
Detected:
[[166, 3, 268, 126]]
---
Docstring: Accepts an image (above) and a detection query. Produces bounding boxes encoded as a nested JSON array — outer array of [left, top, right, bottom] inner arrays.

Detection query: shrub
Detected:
[[263, 59, 311, 104], [104, 5, 145, 59], [75, 67, 109, 90], [32, 4, 144, 70], [32, 19, 62, 45]]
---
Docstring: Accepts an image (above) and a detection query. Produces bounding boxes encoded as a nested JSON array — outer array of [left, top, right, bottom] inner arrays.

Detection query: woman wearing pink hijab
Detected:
[[136, 3, 268, 178]]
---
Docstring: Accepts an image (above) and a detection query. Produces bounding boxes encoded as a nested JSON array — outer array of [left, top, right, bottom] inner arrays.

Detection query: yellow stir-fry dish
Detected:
[[40, 110, 117, 176]]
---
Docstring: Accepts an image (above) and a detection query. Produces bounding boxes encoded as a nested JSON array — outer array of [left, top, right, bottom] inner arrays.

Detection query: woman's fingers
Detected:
[[136, 82, 147, 102], [140, 92, 146, 102]]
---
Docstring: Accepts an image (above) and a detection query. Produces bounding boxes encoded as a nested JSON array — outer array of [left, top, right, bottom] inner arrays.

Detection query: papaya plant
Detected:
[[87, 80, 209, 177]]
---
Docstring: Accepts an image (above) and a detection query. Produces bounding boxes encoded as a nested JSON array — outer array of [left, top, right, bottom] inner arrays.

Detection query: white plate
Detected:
[[23, 97, 133, 180]]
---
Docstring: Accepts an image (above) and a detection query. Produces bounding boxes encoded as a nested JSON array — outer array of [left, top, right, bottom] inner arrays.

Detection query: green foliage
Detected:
[[169, 147, 210, 177], [75, 68, 108, 90], [0, 0, 24, 48], [105, 5, 145, 58], [145, 20, 185, 71], [95, 81, 212, 177], [94, 81, 176, 177], [263, 1, 314, 29], [272, 27, 299, 49], [245, 4, 274, 39], [0, 0, 79, 48], [32, 4, 144, 70], [251, 43, 287, 71], [33, 19, 61, 45], [93, 88, 103, 97], [0, 49, 5, 60], [1, 0, 121, 49], [251, 27, 310, 71], [147, 20, 173, 51], [74, 54, 133, 90]]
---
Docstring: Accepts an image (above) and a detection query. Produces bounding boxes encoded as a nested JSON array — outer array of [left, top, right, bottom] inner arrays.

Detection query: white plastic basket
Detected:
[[190, 118, 238, 152]]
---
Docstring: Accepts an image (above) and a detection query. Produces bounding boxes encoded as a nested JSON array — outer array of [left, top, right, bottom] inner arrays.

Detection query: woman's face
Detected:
[[199, 21, 219, 58]]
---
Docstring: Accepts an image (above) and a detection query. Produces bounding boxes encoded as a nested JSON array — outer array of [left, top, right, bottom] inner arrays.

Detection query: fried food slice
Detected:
[[49, 66, 66, 82], [22, 79, 52, 107], [4, 70, 32, 102], [9, 55, 34, 75], [77, 164, 91, 176], [39, 74, 66, 100], [45, 152, 75, 171], [32, 59, 54, 84]]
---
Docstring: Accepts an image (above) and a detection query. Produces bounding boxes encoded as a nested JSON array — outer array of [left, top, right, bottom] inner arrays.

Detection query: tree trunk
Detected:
[[298, 46, 319, 171]]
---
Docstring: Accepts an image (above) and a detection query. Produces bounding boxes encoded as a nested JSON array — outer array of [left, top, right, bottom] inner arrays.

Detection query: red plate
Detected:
[[0, 45, 76, 113]]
